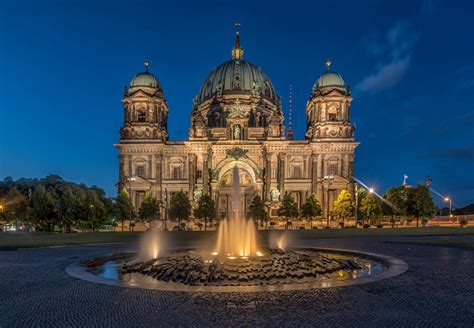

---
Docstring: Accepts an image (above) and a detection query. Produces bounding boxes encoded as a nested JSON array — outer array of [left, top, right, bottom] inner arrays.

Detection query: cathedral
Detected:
[[115, 31, 359, 221]]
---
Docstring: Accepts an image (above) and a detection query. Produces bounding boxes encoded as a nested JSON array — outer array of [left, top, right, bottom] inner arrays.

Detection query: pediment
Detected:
[[318, 174, 351, 185]]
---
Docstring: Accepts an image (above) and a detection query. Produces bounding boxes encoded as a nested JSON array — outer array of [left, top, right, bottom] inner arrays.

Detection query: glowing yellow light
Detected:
[[337, 271, 344, 278], [444, 197, 450, 202], [227, 256, 236, 260], [369, 188, 374, 193], [211, 252, 218, 256], [256, 251, 263, 257]]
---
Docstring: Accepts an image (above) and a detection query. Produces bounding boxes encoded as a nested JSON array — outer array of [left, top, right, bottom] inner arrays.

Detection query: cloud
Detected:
[[356, 21, 420, 94], [356, 56, 411, 93]]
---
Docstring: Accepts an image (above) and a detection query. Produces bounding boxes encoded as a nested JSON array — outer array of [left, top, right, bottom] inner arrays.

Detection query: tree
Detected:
[[279, 194, 299, 228], [58, 185, 79, 232], [30, 185, 59, 231], [359, 192, 381, 225], [301, 194, 322, 229], [114, 189, 134, 232], [139, 192, 160, 226], [249, 195, 267, 228], [333, 189, 354, 227], [407, 184, 436, 227], [193, 194, 216, 231], [84, 189, 106, 231], [4, 187, 29, 230], [383, 187, 409, 227], [169, 191, 191, 229]]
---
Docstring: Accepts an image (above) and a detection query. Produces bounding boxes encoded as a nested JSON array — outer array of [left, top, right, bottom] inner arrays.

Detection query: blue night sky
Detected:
[[1, 0, 473, 206]]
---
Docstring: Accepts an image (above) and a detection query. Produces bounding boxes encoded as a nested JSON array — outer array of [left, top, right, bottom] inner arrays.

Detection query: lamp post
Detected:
[[89, 204, 95, 232], [444, 197, 452, 218], [355, 183, 359, 226], [163, 188, 168, 231], [322, 175, 334, 228]]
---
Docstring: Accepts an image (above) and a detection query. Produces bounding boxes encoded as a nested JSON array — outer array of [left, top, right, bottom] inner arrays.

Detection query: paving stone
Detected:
[[1, 236, 474, 327]]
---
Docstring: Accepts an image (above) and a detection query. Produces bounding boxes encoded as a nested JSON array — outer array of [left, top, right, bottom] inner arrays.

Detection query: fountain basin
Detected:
[[67, 247, 408, 293]]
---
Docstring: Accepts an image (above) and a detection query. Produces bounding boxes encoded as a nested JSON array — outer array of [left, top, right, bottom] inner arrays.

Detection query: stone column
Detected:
[[311, 154, 318, 194], [127, 155, 132, 178], [188, 154, 196, 200], [264, 151, 272, 201], [278, 153, 286, 197], [156, 155, 162, 201], [203, 158, 209, 195], [119, 154, 125, 189]]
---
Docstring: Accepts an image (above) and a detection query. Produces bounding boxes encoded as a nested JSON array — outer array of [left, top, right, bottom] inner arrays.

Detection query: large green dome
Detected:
[[196, 58, 278, 104]]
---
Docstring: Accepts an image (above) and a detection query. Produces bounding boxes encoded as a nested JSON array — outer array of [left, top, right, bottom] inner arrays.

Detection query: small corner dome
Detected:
[[314, 60, 345, 88], [130, 72, 159, 88], [129, 61, 160, 88], [316, 71, 345, 88]]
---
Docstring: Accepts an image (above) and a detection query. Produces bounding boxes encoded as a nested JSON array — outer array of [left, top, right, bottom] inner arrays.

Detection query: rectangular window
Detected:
[[292, 166, 302, 179], [136, 165, 145, 178], [172, 167, 182, 179], [196, 170, 203, 179], [328, 164, 337, 175]]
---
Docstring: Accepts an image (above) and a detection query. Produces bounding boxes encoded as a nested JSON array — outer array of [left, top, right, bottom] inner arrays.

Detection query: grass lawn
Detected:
[[387, 237, 474, 250], [1, 227, 474, 251]]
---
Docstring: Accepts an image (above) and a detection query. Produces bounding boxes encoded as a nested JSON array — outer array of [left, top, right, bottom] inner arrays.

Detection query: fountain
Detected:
[[72, 164, 408, 292], [215, 166, 258, 257]]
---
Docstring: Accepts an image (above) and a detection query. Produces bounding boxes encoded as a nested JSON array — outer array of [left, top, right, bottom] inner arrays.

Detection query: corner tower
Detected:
[[306, 60, 358, 217], [120, 61, 169, 143]]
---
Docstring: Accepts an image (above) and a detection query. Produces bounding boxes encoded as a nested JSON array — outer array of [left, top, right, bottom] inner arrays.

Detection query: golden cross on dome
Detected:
[[325, 59, 331, 71]]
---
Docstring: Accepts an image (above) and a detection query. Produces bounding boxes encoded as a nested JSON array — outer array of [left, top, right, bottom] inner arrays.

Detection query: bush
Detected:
[[376, 224, 384, 228], [422, 217, 429, 227], [346, 225, 357, 229], [338, 222, 344, 228], [363, 224, 371, 229], [459, 217, 468, 227], [312, 226, 318, 229]]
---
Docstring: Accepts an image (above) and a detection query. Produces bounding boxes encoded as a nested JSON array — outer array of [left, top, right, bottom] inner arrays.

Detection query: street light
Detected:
[[369, 187, 374, 194], [444, 197, 452, 217], [322, 175, 334, 228]]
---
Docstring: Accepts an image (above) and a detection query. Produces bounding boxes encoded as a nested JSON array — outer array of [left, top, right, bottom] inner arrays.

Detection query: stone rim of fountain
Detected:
[[66, 247, 408, 293]]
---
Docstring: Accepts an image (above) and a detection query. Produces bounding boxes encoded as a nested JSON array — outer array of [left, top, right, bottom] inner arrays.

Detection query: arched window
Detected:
[[328, 106, 338, 122]]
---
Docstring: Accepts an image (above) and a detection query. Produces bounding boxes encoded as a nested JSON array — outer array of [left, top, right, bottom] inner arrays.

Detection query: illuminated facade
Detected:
[[115, 32, 358, 219]]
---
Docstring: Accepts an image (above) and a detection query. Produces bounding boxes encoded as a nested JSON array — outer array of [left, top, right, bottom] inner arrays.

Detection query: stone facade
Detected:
[[115, 35, 359, 219]]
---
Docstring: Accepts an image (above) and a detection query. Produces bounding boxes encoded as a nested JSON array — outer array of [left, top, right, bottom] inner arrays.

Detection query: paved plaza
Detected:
[[1, 235, 474, 327]]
